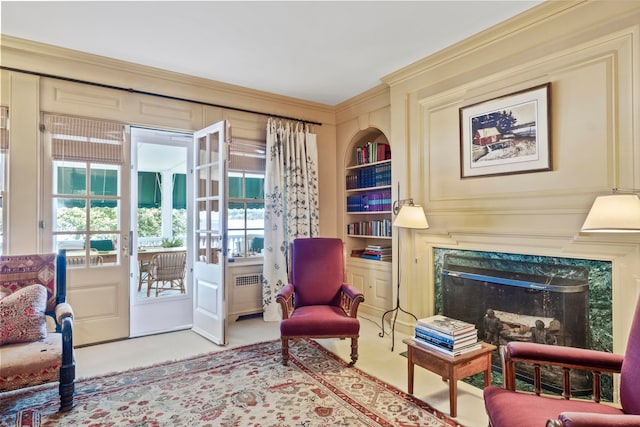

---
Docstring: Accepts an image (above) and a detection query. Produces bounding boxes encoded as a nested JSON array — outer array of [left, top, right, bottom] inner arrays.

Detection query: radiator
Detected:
[[230, 272, 263, 318], [235, 273, 263, 287]]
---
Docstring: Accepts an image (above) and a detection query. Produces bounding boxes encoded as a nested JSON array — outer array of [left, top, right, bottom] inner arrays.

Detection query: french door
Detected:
[[192, 120, 229, 344], [41, 114, 130, 345]]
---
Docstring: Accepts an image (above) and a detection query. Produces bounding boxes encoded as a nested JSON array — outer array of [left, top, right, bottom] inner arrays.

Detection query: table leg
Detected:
[[407, 348, 414, 394], [449, 367, 457, 418], [484, 355, 492, 387]]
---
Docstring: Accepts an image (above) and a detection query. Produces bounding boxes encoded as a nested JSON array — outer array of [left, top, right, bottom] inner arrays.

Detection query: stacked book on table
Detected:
[[413, 314, 482, 356]]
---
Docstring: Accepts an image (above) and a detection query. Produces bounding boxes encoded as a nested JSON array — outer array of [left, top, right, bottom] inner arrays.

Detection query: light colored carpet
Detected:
[[1, 338, 463, 427]]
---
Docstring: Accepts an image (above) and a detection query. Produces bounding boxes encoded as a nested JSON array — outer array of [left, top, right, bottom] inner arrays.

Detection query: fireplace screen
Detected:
[[441, 253, 591, 394]]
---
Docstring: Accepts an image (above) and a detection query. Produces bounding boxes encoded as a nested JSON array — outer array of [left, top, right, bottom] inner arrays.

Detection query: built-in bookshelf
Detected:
[[342, 125, 393, 317], [344, 130, 392, 261]]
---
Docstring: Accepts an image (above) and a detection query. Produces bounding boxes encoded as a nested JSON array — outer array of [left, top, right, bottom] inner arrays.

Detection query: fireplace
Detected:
[[433, 248, 613, 399]]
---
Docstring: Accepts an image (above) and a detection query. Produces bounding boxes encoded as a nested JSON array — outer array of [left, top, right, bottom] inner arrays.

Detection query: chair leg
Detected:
[[58, 362, 75, 411], [281, 337, 290, 365], [350, 337, 358, 365]]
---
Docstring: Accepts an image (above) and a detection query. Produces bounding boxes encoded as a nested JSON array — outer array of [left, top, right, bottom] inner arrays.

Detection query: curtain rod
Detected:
[[0, 66, 323, 126]]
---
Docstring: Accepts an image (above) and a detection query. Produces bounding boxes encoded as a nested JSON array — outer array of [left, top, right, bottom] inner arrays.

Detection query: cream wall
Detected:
[[0, 36, 339, 256], [382, 0, 640, 354], [0, 36, 339, 344]]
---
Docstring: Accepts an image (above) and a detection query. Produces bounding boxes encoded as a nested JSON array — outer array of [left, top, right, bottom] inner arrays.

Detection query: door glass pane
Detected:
[[209, 134, 219, 164], [197, 200, 208, 231], [56, 234, 85, 251], [56, 163, 87, 195], [197, 168, 208, 198], [210, 234, 221, 265], [90, 199, 118, 231], [196, 231, 207, 261], [209, 165, 219, 197], [198, 136, 207, 164], [197, 232, 220, 265], [54, 198, 87, 231], [210, 199, 220, 234], [89, 164, 119, 197]]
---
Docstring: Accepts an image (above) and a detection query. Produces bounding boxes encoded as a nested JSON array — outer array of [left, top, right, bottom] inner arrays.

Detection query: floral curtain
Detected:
[[262, 118, 319, 321]]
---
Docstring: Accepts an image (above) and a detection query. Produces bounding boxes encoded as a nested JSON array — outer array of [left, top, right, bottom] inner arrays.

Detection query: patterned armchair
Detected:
[[0, 251, 75, 411], [483, 295, 640, 426], [276, 238, 364, 365]]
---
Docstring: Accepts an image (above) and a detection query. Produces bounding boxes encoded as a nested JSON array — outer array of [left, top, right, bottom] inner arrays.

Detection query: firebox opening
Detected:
[[441, 253, 594, 396]]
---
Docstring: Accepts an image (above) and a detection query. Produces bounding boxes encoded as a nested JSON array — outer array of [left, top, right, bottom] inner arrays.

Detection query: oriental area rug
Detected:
[[1, 338, 462, 427]]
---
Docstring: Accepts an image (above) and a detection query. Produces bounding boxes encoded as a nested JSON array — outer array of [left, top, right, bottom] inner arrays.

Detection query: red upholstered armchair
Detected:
[[483, 296, 640, 426], [275, 238, 364, 365]]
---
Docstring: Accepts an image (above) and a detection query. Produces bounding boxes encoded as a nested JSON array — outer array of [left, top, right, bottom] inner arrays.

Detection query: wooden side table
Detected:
[[403, 338, 496, 418]]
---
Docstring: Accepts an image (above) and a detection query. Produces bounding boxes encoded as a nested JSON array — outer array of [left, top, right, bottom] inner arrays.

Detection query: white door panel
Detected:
[[192, 120, 229, 345]]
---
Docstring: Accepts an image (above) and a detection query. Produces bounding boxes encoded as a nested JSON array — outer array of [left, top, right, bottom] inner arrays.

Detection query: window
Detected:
[[0, 107, 7, 254], [228, 139, 265, 259], [44, 114, 125, 267]]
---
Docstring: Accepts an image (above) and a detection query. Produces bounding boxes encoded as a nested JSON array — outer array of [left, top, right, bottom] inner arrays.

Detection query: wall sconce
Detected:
[[392, 199, 430, 229], [581, 189, 640, 233]]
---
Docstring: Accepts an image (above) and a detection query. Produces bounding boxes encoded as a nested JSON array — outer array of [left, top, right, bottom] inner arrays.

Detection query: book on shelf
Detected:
[[411, 337, 482, 357], [360, 254, 391, 261], [347, 219, 391, 237], [356, 142, 391, 165], [363, 248, 391, 255], [415, 315, 476, 336], [350, 249, 365, 258], [361, 244, 392, 261], [414, 327, 478, 350]]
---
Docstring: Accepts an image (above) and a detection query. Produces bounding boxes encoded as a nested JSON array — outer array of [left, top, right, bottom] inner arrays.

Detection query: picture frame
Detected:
[[459, 83, 551, 179]]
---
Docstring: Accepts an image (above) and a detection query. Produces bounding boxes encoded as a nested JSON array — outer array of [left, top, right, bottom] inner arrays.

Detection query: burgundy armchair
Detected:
[[275, 238, 364, 365], [483, 296, 640, 426]]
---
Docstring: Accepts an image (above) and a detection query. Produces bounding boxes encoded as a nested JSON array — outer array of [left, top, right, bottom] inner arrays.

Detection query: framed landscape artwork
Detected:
[[459, 83, 551, 178]]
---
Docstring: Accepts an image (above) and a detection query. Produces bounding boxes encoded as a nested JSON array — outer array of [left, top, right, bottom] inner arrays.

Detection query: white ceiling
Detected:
[[1, 1, 542, 106]]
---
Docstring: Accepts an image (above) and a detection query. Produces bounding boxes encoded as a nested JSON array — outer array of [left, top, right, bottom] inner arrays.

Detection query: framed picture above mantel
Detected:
[[459, 83, 551, 179]]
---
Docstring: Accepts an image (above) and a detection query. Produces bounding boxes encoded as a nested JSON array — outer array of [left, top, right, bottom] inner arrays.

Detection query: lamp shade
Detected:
[[393, 204, 429, 229], [581, 194, 640, 232]]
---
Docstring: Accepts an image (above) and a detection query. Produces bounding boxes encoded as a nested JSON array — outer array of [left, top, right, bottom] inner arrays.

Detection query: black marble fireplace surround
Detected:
[[433, 248, 613, 399]]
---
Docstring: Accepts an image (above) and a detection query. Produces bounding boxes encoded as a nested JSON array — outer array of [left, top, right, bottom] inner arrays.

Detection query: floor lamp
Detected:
[[379, 199, 429, 351]]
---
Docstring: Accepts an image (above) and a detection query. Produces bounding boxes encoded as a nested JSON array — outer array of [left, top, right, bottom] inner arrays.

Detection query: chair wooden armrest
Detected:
[[275, 283, 295, 319], [55, 302, 74, 324], [547, 412, 640, 427], [339, 283, 364, 317], [501, 342, 623, 401]]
